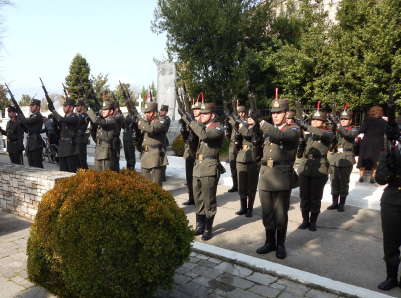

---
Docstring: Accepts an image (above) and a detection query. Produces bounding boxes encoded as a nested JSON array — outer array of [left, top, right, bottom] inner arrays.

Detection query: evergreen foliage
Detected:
[[64, 53, 93, 104]]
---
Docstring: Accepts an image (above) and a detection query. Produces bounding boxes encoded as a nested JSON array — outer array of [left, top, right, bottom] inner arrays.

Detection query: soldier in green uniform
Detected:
[[111, 101, 124, 172], [227, 106, 246, 192], [122, 114, 136, 170], [327, 109, 359, 212], [159, 104, 171, 182], [286, 111, 295, 126], [181, 102, 224, 241], [87, 101, 118, 172], [0, 105, 24, 165], [182, 102, 201, 205], [137, 102, 169, 186], [235, 110, 261, 217], [296, 110, 334, 231], [18, 99, 44, 168], [251, 99, 300, 259], [74, 100, 89, 169], [376, 115, 401, 291], [48, 98, 79, 173]]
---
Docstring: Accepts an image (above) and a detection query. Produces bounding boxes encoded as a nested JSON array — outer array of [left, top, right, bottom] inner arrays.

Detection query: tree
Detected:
[[64, 53, 92, 104], [0, 84, 11, 117], [90, 73, 110, 102], [19, 94, 31, 106]]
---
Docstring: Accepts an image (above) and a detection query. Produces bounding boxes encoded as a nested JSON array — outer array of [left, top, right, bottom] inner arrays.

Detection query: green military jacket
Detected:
[[123, 115, 134, 141], [190, 120, 224, 177], [76, 111, 89, 144], [161, 115, 171, 150], [182, 119, 202, 161], [18, 112, 44, 152], [0, 117, 24, 153], [88, 110, 118, 160], [328, 125, 359, 168], [258, 121, 300, 191], [139, 116, 169, 169], [298, 126, 334, 177], [52, 111, 79, 157], [376, 147, 401, 206], [237, 120, 255, 164]]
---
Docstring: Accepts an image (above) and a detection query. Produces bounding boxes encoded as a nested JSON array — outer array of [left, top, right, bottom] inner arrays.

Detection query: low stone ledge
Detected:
[[0, 162, 74, 220]]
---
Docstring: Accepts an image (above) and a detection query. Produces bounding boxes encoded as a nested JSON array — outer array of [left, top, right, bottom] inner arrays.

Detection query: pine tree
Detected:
[[64, 53, 92, 103]]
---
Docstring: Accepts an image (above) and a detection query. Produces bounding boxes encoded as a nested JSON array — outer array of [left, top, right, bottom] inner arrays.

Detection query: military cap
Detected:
[[30, 99, 41, 106], [286, 111, 295, 119], [102, 100, 115, 110], [113, 101, 120, 109], [144, 102, 158, 112], [339, 110, 353, 119], [271, 98, 289, 113], [237, 106, 246, 113], [192, 102, 202, 110], [63, 98, 76, 106], [160, 104, 169, 111], [310, 110, 327, 121], [75, 100, 85, 106], [396, 115, 401, 130], [7, 105, 16, 112], [200, 102, 216, 114]]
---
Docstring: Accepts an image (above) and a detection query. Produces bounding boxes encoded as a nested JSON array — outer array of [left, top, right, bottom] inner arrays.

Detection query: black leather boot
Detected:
[[256, 230, 276, 254], [246, 196, 255, 217], [378, 263, 399, 291], [298, 210, 310, 229], [182, 193, 195, 205], [202, 216, 215, 241], [227, 185, 238, 192], [276, 230, 287, 259], [194, 214, 206, 236], [235, 197, 247, 215], [327, 194, 339, 210], [309, 212, 319, 231], [338, 196, 346, 212]]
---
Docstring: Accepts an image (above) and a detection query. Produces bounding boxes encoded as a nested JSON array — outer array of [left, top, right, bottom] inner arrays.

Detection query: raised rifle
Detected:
[[181, 82, 192, 113], [62, 83, 69, 100], [79, 77, 93, 110], [175, 81, 189, 141], [4, 83, 24, 116], [329, 95, 338, 154], [89, 81, 101, 112], [246, 75, 262, 150], [294, 90, 306, 158], [222, 89, 233, 140], [387, 85, 396, 156], [39, 77, 55, 110]]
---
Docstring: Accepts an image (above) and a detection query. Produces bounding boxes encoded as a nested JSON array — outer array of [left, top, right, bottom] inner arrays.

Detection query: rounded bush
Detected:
[[171, 134, 185, 157], [27, 169, 194, 298]]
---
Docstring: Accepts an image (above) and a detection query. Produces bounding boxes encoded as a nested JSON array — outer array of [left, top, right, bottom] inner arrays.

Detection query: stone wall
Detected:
[[0, 163, 74, 220]]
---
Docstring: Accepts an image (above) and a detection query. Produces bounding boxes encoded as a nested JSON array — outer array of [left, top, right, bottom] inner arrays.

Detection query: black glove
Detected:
[[178, 108, 184, 117], [329, 114, 339, 127], [295, 118, 309, 130], [182, 111, 195, 124], [48, 102, 55, 112], [224, 110, 231, 119], [385, 123, 400, 141], [232, 114, 243, 125], [250, 111, 263, 124]]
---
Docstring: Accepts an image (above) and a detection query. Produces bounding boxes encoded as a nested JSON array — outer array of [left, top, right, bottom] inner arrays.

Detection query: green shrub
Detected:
[[220, 135, 230, 157], [172, 134, 185, 157], [27, 169, 194, 298]]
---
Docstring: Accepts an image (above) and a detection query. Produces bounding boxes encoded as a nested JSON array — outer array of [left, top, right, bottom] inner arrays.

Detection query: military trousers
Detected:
[[111, 141, 121, 173], [381, 202, 401, 266], [123, 139, 136, 170], [299, 174, 328, 213], [193, 176, 218, 218], [229, 145, 238, 188], [59, 155, 78, 173], [237, 161, 259, 200], [77, 143, 88, 169], [95, 158, 112, 172], [329, 165, 353, 197], [185, 157, 195, 199], [142, 166, 163, 186], [27, 148, 43, 168], [259, 189, 291, 233], [9, 152, 23, 165]]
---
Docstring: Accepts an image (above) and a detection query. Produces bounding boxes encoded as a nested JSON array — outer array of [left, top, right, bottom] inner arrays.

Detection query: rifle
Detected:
[[222, 89, 233, 140], [246, 75, 262, 150], [181, 82, 192, 113], [62, 83, 69, 100], [89, 81, 101, 112], [294, 90, 306, 158], [387, 85, 396, 155], [79, 77, 92, 110], [39, 77, 54, 109], [149, 86, 154, 102], [329, 95, 338, 154], [4, 83, 24, 116]]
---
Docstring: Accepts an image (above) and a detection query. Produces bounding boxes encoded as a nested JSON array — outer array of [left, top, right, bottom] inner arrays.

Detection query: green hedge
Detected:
[[172, 134, 185, 157], [27, 169, 194, 298]]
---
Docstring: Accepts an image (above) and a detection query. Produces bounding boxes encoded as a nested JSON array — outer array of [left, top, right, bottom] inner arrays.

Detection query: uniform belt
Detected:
[[241, 144, 252, 151], [143, 145, 162, 152], [7, 138, 18, 142], [27, 133, 39, 137], [307, 154, 327, 160], [261, 160, 290, 167], [96, 140, 110, 145], [60, 137, 74, 141], [196, 154, 217, 161]]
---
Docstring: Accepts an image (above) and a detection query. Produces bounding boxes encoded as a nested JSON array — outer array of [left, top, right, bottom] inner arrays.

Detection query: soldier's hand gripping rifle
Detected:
[[62, 83, 69, 100], [222, 89, 233, 140], [181, 82, 193, 113], [246, 75, 262, 149], [79, 77, 93, 111], [175, 81, 189, 140], [89, 82, 102, 112], [294, 90, 306, 158], [4, 83, 24, 116], [40, 77, 55, 112], [329, 95, 338, 154]]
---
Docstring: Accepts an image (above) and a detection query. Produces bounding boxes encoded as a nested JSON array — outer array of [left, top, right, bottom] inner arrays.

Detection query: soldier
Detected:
[[122, 114, 136, 171], [18, 99, 44, 168], [75, 100, 89, 169], [137, 102, 169, 186], [251, 99, 300, 259], [0, 105, 24, 165], [296, 109, 334, 231], [182, 102, 201, 205], [286, 111, 295, 125], [111, 101, 124, 172], [327, 108, 359, 212], [48, 98, 79, 173], [159, 104, 171, 182], [376, 115, 401, 291], [181, 102, 224, 241], [87, 101, 118, 171]]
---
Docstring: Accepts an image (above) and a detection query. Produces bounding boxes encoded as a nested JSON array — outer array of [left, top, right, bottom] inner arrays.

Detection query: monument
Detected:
[[156, 62, 179, 120]]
